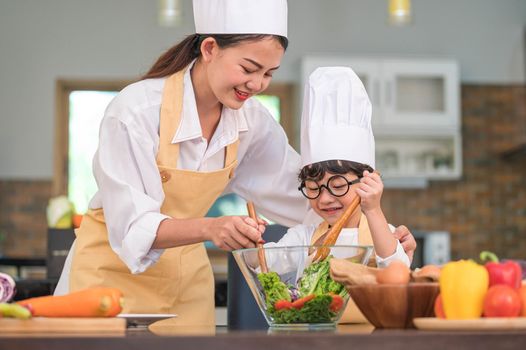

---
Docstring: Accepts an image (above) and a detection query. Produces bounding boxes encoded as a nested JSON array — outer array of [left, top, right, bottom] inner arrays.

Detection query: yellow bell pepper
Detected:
[[439, 260, 489, 319]]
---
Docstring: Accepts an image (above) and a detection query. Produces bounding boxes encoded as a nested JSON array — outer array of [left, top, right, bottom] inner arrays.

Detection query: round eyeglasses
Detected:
[[298, 175, 361, 200]]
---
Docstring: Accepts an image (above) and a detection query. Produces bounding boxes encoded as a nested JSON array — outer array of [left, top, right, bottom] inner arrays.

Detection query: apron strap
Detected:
[[358, 214, 376, 267], [157, 68, 240, 173], [310, 221, 329, 245], [357, 214, 373, 246], [224, 139, 239, 179], [157, 69, 185, 169]]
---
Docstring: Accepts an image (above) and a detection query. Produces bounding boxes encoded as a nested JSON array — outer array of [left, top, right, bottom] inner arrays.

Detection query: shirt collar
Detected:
[[171, 60, 249, 145]]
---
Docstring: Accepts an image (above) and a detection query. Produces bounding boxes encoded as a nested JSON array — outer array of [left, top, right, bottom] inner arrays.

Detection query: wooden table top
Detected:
[[1, 321, 525, 350]]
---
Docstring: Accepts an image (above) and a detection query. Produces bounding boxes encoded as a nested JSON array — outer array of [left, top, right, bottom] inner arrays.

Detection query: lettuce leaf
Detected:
[[298, 257, 347, 297], [258, 271, 291, 309]]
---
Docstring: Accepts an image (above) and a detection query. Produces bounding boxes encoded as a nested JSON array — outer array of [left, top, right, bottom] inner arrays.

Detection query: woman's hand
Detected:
[[393, 225, 417, 263], [355, 170, 383, 213], [207, 216, 266, 251]]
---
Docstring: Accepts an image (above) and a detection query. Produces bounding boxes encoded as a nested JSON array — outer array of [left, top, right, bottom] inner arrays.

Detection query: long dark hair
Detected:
[[142, 34, 288, 80], [299, 160, 374, 183]]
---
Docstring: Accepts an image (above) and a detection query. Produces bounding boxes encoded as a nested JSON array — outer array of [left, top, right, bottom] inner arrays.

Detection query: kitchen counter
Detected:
[[1, 320, 525, 350]]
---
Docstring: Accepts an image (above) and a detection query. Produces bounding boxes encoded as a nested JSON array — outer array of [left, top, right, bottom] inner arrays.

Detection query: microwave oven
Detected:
[[410, 230, 451, 269]]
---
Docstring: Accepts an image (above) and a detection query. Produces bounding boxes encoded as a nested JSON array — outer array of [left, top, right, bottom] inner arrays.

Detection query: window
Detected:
[[54, 80, 296, 219], [68, 91, 117, 213]]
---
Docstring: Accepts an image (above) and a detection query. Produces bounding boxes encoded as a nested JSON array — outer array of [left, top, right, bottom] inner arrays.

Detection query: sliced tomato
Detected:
[[274, 300, 293, 310], [329, 295, 344, 312], [291, 295, 315, 309]]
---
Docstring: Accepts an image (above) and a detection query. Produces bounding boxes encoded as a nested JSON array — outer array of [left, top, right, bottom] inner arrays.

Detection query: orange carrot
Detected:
[[103, 288, 124, 317], [17, 287, 123, 317]]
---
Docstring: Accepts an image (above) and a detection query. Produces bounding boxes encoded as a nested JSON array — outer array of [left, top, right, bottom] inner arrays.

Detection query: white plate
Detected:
[[117, 313, 177, 327]]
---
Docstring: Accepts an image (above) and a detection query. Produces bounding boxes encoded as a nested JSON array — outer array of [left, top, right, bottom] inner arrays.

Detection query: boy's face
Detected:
[[307, 172, 361, 226]]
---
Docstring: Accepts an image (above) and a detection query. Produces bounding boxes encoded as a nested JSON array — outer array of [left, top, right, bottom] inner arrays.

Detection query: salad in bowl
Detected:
[[232, 245, 373, 328]]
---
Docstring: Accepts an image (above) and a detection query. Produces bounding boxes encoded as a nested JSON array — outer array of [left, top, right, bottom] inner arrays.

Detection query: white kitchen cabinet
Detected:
[[374, 129, 462, 180], [380, 59, 459, 128], [301, 56, 462, 185]]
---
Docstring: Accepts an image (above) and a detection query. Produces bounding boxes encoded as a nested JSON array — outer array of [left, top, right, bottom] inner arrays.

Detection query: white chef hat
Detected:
[[193, 0, 288, 37], [300, 67, 375, 169]]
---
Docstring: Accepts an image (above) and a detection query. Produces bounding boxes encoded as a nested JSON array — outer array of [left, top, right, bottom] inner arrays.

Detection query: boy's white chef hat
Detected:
[[193, 0, 287, 38], [301, 66, 375, 169]]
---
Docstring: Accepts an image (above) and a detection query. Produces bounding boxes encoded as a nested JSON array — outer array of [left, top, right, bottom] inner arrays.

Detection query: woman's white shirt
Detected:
[[57, 65, 307, 293]]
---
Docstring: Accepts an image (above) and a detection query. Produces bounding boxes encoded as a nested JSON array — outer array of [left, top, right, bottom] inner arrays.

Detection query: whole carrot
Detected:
[[103, 287, 124, 317], [17, 287, 123, 317]]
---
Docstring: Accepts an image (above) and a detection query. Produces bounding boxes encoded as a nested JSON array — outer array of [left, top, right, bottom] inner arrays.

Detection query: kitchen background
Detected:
[[1, 0, 525, 273]]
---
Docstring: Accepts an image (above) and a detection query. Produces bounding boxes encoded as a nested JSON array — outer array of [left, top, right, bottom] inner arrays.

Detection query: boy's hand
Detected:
[[355, 170, 383, 213], [393, 225, 416, 263]]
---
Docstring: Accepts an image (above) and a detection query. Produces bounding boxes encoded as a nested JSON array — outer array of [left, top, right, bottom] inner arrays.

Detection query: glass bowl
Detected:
[[232, 245, 373, 329]]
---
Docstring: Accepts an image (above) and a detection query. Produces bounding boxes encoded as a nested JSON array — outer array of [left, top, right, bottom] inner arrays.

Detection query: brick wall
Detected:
[[0, 180, 51, 257], [0, 85, 525, 260], [382, 85, 526, 260]]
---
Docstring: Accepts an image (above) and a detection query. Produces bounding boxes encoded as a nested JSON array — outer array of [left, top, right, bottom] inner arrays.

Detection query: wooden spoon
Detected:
[[310, 195, 361, 263], [247, 202, 268, 273]]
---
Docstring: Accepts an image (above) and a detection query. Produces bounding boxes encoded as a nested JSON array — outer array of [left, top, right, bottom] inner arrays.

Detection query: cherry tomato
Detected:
[[274, 300, 292, 310], [483, 285, 522, 317], [329, 295, 344, 312]]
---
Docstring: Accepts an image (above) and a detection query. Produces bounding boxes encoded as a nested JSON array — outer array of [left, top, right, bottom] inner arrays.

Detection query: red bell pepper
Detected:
[[480, 251, 522, 289]]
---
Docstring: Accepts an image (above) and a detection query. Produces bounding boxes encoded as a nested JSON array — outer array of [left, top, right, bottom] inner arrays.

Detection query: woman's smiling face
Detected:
[[202, 37, 284, 109]]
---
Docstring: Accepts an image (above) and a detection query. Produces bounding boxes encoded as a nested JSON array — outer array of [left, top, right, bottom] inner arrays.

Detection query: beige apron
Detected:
[[309, 214, 374, 324], [70, 68, 239, 326]]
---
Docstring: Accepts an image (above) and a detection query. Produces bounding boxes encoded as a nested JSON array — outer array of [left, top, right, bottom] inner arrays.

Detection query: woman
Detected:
[[56, 0, 416, 326]]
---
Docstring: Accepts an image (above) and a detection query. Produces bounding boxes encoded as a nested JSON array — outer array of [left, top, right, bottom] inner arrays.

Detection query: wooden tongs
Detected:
[[247, 202, 268, 273], [308, 195, 361, 264]]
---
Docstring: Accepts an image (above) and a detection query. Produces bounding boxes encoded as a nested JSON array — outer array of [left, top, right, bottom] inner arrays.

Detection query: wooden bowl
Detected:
[[347, 283, 439, 328]]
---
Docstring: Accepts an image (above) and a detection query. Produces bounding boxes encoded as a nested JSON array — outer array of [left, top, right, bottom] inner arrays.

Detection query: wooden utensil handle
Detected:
[[323, 195, 361, 246], [247, 202, 268, 273], [247, 203, 257, 221]]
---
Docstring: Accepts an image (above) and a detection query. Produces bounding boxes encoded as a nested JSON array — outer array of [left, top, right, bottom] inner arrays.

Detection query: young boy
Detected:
[[265, 66, 410, 268], [261, 66, 410, 323]]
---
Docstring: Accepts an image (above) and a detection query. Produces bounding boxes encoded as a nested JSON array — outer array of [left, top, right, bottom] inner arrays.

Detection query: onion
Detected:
[[0, 272, 16, 302], [289, 286, 300, 302]]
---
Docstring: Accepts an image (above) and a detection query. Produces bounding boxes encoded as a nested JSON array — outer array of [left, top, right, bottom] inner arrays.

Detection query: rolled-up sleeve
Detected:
[[375, 241, 411, 268], [375, 224, 411, 268], [92, 107, 168, 274]]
